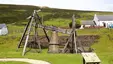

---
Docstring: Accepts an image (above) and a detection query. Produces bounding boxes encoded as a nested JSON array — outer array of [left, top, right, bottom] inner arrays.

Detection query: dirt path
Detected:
[[0, 58, 50, 64]]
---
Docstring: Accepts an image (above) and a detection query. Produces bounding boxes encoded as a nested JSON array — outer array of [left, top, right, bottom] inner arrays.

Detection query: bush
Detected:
[[69, 19, 81, 28]]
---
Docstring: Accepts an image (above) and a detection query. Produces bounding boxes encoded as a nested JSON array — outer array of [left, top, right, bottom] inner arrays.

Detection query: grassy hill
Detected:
[[0, 4, 113, 26], [0, 4, 113, 64]]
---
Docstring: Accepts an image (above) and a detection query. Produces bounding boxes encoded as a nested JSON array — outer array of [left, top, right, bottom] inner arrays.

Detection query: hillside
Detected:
[[0, 4, 113, 26]]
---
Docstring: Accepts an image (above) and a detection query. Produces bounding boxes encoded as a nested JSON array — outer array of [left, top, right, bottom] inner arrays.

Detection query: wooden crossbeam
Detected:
[[38, 24, 72, 34]]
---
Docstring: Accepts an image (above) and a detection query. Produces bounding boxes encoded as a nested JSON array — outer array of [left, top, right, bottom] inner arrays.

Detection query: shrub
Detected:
[[69, 19, 81, 28]]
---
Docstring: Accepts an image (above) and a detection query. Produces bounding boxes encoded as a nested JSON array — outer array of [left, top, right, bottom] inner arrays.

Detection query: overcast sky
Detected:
[[0, 0, 113, 11]]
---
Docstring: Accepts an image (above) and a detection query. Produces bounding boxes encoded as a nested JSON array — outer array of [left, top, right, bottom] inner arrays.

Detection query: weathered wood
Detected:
[[37, 13, 50, 42], [81, 52, 101, 64], [38, 24, 71, 34], [17, 15, 31, 50], [22, 10, 35, 56], [34, 19, 41, 52], [62, 14, 78, 53], [62, 30, 74, 53], [36, 25, 41, 52], [41, 16, 50, 42], [72, 14, 77, 53]]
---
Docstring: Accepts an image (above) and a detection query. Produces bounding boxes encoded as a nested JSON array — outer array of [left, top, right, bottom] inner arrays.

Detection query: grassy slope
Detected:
[[0, 61, 29, 64], [0, 25, 113, 64], [0, 4, 113, 64]]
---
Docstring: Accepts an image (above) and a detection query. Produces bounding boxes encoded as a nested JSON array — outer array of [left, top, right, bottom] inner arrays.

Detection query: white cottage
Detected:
[[0, 24, 8, 35], [93, 14, 113, 28]]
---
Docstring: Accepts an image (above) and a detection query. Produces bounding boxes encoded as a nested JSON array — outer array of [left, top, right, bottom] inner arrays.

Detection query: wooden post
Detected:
[[41, 15, 50, 42], [62, 14, 77, 53], [35, 12, 50, 42], [48, 31, 59, 53], [17, 14, 32, 50], [22, 10, 35, 56], [36, 24, 41, 52], [34, 18, 41, 52], [83, 58, 85, 64], [62, 33, 73, 53], [72, 14, 77, 53]]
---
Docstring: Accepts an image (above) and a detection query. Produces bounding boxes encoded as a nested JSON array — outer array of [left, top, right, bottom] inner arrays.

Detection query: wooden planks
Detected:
[[81, 52, 101, 63]]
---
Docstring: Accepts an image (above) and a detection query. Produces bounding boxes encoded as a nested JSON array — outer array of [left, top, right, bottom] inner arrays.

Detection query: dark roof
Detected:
[[0, 24, 7, 29], [97, 15, 113, 21], [81, 20, 95, 25]]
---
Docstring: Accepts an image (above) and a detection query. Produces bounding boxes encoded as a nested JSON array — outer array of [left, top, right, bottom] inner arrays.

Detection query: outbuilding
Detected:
[[80, 20, 95, 29], [0, 24, 8, 35]]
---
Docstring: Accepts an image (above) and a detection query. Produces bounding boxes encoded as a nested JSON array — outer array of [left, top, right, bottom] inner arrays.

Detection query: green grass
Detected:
[[44, 18, 71, 27], [0, 61, 29, 64], [0, 24, 113, 64]]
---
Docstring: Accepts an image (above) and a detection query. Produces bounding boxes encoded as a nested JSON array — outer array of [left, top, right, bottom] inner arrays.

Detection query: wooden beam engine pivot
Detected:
[[48, 31, 59, 53]]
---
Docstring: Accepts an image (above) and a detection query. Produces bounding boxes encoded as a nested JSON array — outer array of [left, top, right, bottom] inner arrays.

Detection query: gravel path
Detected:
[[0, 58, 50, 64]]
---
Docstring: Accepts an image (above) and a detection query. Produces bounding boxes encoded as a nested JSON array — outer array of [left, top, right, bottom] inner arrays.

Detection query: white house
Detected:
[[93, 14, 113, 28], [0, 24, 8, 35]]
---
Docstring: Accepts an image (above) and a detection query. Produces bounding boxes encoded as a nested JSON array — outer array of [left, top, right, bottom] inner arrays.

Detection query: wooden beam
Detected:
[[17, 17, 31, 50], [62, 14, 78, 53], [36, 12, 50, 42], [36, 24, 41, 52], [41, 16, 50, 42], [72, 14, 77, 53], [22, 10, 35, 56]]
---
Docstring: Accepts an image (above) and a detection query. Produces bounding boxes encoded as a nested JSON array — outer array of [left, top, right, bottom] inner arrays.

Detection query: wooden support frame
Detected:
[[17, 10, 50, 56], [62, 14, 78, 53]]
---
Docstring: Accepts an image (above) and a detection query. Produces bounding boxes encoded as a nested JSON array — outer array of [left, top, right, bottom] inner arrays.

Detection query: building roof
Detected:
[[0, 24, 7, 29], [81, 20, 95, 25], [97, 15, 113, 21]]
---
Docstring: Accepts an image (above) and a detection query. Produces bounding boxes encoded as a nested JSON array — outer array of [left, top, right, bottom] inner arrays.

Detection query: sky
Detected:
[[0, 0, 113, 12]]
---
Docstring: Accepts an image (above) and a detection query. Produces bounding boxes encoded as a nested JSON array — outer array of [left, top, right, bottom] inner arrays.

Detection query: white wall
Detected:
[[0, 27, 8, 35], [0, 30, 1, 35], [99, 21, 113, 28], [93, 14, 99, 26]]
